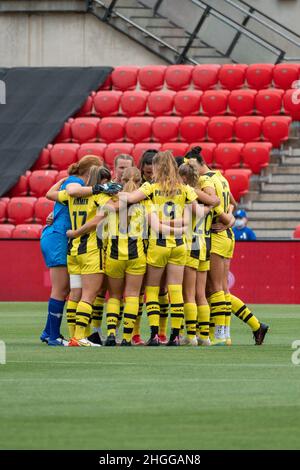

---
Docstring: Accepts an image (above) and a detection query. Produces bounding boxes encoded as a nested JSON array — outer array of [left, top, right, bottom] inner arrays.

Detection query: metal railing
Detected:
[[91, 0, 199, 64]]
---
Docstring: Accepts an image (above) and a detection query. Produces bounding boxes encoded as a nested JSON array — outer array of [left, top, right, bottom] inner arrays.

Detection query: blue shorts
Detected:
[[40, 230, 68, 268]]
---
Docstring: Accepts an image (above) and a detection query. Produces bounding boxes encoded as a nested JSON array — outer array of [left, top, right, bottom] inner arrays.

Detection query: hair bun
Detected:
[[192, 146, 202, 154]]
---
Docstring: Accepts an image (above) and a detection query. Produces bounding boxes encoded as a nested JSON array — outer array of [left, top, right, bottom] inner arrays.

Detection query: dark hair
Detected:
[[184, 146, 205, 165], [175, 156, 185, 168], [138, 149, 158, 170], [86, 166, 112, 186]]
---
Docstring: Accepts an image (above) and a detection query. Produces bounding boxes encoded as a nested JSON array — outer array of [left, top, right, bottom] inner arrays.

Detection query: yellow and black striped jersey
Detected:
[[202, 171, 233, 240], [139, 181, 197, 248], [58, 190, 111, 256], [106, 199, 153, 261]]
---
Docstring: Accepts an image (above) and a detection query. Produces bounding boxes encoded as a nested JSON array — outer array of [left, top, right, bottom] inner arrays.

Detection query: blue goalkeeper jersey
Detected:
[[41, 175, 84, 236]]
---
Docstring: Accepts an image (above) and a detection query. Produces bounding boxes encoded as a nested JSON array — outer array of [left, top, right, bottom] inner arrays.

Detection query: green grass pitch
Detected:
[[0, 303, 299, 450]]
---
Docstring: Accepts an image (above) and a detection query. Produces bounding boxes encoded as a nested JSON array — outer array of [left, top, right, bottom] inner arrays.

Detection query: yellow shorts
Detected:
[[67, 249, 105, 275], [211, 233, 235, 259], [105, 255, 146, 278], [185, 256, 210, 272], [147, 242, 186, 268]]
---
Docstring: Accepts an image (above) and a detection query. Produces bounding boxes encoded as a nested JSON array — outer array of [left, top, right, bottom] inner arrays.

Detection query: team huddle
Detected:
[[40, 147, 269, 347]]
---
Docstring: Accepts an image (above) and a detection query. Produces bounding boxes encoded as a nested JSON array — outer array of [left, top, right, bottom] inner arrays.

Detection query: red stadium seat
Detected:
[[71, 118, 99, 143], [234, 116, 264, 143], [132, 143, 161, 164], [34, 197, 55, 224], [75, 95, 94, 117], [262, 116, 292, 147], [56, 170, 69, 182], [12, 224, 43, 239], [0, 199, 7, 223], [111, 66, 139, 91], [93, 90, 122, 117], [165, 65, 194, 91], [7, 197, 37, 224], [50, 144, 79, 170], [161, 143, 189, 157], [224, 169, 251, 201], [148, 91, 176, 116], [228, 89, 257, 116], [255, 89, 284, 116], [188, 142, 216, 166], [219, 64, 248, 90], [120, 90, 149, 117], [104, 143, 134, 169], [138, 65, 167, 91], [152, 117, 181, 142], [29, 171, 58, 197], [273, 64, 300, 90], [192, 64, 221, 91], [180, 116, 209, 143], [214, 143, 244, 170], [283, 89, 300, 120], [77, 143, 106, 162], [246, 64, 274, 90], [8, 172, 30, 197], [54, 121, 72, 143], [125, 117, 154, 143], [202, 90, 230, 116], [207, 116, 236, 143], [0, 224, 15, 238], [174, 90, 202, 116], [293, 225, 300, 239], [31, 148, 51, 171], [242, 142, 272, 174], [98, 117, 127, 143]]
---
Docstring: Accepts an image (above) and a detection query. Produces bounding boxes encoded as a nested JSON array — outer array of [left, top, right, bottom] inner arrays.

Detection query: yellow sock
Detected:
[[123, 296, 139, 342], [106, 298, 120, 337], [84, 320, 91, 338], [158, 292, 169, 336], [66, 299, 77, 339], [91, 295, 105, 329], [209, 291, 226, 327], [231, 294, 260, 332], [225, 293, 231, 338], [133, 294, 144, 336], [197, 304, 210, 340], [145, 286, 160, 336], [117, 300, 124, 329], [168, 284, 184, 333], [74, 301, 93, 340], [180, 320, 185, 337], [184, 303, 197, 339]]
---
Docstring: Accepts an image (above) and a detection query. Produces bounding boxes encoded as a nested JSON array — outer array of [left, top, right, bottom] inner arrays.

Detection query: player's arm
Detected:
[[118, 189, 146, 205], [148, 212, 188, 237], [46, 178, 67, 201], [195, 188, 220, 207], [65, 183, 92, 197], [66, 200, 115, 238], [230, 192, 238, 211]]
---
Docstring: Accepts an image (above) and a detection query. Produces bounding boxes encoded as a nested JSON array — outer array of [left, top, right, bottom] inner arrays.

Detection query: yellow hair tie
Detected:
[[184, 157, 189, 164]]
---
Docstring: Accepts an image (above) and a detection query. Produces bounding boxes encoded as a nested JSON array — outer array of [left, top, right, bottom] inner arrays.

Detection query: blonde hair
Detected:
[[68, 155, 102, 176], [86, 165, 112, 186], [122, 167, 142, 192], [178, 160, 200, 189], [152, 150, 181, 197]]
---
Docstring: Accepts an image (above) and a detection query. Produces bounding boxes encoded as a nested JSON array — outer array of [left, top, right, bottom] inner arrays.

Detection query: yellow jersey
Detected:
[[58, 190, 111, 256], [106, 199, 152, 261], [139, 181, 198, 248]]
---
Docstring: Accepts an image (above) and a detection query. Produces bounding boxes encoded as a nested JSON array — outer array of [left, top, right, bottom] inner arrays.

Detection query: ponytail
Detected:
[[122, 167, 142, 192], [67, 155, 102, 176]]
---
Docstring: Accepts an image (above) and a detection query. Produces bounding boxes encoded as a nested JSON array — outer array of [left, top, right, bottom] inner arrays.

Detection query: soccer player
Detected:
[[113, 154, 134, 183], [40, 155, 102, 346], [184, 147, 235, 345], [138, 148, 158, 183], [119, 150, 203, 346], [46, 166, 116, 346]]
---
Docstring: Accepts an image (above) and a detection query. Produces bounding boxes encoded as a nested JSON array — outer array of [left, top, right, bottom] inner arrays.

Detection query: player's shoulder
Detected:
[[61, 176, 84, 189]]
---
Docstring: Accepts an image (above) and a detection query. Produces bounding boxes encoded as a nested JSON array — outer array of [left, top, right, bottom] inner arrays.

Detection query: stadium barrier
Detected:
[[0, 240, 299, 303]]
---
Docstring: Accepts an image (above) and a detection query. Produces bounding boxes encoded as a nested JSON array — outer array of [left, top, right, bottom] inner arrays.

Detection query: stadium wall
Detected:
[[0, 241, 299, 303], [0, 12, 167, 66]]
